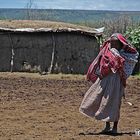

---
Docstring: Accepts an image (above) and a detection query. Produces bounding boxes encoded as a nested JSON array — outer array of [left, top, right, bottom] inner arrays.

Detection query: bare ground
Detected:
[[0, 72, 140, 140]]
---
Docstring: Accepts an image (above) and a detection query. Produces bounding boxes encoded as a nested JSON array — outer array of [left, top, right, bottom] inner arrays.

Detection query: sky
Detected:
[[0, 0, 140, 11]]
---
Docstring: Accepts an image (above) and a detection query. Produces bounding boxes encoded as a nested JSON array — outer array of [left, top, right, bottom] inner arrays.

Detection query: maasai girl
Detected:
[[79, 33, 139, 134]]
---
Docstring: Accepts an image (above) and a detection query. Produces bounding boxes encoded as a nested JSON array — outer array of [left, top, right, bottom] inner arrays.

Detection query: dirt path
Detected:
[[0, 73, 140, 140]]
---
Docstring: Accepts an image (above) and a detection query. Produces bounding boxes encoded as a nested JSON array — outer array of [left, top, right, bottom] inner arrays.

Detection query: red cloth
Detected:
[[99, 42, 125, 79], [87, 42, 125, 85], [111, 33, 137, 53], [87, 33, 134, 87]]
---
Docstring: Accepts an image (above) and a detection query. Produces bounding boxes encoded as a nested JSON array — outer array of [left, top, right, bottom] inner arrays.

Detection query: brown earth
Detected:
[[0, 72, 140, 140]]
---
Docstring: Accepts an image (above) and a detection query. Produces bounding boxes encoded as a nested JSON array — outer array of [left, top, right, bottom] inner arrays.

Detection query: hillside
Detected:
[[0, 9, 140, 24]]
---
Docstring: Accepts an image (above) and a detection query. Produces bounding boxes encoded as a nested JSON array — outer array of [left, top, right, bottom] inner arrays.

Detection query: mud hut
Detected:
[[0, 20, 103, 74]]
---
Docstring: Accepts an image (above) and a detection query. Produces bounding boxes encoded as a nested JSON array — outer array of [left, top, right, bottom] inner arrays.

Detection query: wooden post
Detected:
[[8, 33, 15, 73], [48, 33, 56, 74]]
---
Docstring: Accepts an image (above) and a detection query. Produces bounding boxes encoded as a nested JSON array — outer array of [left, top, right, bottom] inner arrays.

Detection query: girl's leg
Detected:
[[111, 121, 118, 133], [100, 122, 111, 133], [105, 122, 111, 130]]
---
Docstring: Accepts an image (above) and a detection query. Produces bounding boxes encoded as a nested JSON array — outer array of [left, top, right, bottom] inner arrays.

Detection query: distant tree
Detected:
[[78, 15, 139, 40], [25, 0, 48, 20], [25, 0, 34, 20]]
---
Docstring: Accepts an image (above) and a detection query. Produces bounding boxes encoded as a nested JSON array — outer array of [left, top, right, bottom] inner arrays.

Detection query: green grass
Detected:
[[134, 72, 140, 77]]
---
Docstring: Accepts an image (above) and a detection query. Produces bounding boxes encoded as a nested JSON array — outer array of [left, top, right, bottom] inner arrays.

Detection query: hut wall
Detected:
[[0, 34, 11, 71], [12, 33, 53, 72], [53, 32, 99, 74], [0, 32, 99, 74]]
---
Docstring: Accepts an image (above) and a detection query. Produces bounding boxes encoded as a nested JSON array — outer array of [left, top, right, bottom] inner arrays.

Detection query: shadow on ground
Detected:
[[79, 131, 135, 136]]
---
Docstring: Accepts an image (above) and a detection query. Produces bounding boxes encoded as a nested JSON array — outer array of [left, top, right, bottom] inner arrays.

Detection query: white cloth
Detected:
[[120, 49, 139, 78], [79, 72, 124, 122]]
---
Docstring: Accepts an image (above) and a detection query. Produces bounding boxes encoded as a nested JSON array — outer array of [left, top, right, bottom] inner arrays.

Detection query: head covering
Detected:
[[110, 33, 137, 53], [87, 33, 138, 87]]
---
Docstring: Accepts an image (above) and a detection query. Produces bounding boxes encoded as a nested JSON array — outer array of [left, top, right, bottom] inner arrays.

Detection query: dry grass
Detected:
[[0, 72, 85, 80], [0, 20, 93, 30]]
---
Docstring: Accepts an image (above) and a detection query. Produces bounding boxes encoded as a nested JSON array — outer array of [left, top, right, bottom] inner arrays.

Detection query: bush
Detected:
[[125, 26, 140, 51], [125, 27, 140, 73]]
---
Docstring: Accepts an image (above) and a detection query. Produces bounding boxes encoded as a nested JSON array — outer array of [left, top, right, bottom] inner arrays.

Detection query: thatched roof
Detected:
[[0, 20, 104, 36]]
